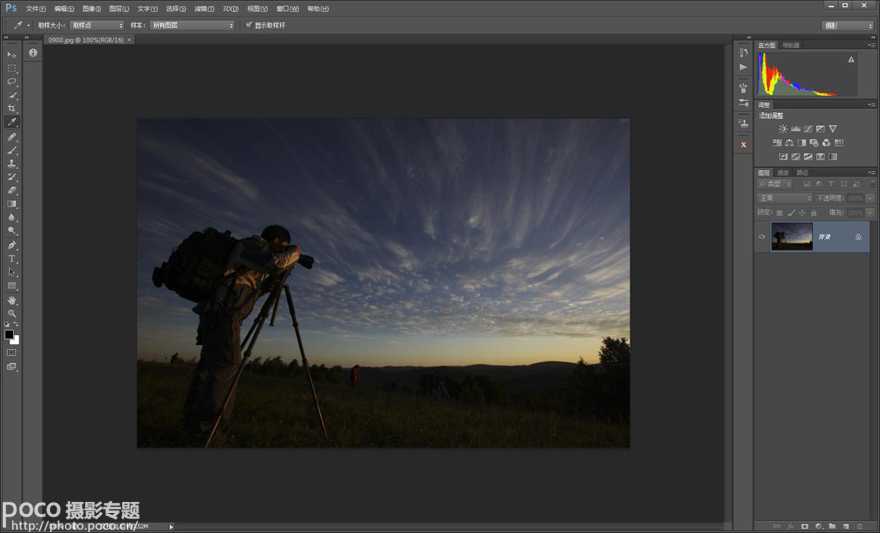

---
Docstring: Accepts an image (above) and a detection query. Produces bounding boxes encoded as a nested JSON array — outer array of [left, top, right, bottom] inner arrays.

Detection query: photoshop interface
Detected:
[[0, 1, 878, 532]]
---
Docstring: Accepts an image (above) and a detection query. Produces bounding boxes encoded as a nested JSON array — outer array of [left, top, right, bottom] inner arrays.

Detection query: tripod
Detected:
[[204, 272, 329, 447]]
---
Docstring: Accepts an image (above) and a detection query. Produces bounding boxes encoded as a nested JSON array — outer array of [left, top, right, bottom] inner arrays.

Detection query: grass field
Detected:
[[137, 361, 630, 448]]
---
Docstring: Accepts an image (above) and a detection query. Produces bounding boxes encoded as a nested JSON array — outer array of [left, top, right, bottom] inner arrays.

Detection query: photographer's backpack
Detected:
[[152, 228, 239, 303]]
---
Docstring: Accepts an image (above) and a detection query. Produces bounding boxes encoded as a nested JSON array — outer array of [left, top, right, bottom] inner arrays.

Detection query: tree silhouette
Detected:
[[287, 358, 300, 377], [264, 356, 286, 376], [246, 357, 263, 374], [567, 337, 631, 421], [598, 337, 631, 366], [774, 231, 785, 245]]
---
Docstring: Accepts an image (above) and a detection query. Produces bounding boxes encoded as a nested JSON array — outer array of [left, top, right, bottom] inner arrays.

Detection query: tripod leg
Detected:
[[240, 312, 260, 349], [284, 284, 329, 441], [204, 287, 280, 448], [240, 282, 280, 349], [269, 285, 282, 327]]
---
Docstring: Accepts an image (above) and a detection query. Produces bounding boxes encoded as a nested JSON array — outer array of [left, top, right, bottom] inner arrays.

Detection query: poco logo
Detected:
[[2, 501, 62, 528]]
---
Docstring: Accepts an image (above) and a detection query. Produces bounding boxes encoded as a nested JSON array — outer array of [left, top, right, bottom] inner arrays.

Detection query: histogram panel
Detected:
[[757, 51, 858, 97]]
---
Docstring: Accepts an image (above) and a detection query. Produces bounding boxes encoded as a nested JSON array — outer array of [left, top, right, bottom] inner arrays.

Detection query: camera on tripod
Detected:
[[298, 254, 315, 270]]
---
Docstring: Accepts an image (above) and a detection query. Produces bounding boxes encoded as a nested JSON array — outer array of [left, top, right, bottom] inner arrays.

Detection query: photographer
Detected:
[[182, 224, 307, 441]]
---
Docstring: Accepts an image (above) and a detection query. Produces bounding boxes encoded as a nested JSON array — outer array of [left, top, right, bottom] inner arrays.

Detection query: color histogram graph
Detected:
[[757, 51, 857, 97]]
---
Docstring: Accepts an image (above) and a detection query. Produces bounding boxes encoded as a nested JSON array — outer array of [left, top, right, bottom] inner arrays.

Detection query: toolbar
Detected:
[[1, 41, 26, 376]]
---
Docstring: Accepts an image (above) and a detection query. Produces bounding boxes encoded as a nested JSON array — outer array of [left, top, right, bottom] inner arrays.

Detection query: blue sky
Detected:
[[137, 118, 630, 366]]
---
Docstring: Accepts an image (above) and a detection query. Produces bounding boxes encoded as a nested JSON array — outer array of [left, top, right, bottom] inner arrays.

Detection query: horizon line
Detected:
[[135, 355, 599, 367]]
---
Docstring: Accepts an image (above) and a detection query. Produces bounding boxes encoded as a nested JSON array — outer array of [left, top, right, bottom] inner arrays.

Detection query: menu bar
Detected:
[[0, 1, 875, 36]]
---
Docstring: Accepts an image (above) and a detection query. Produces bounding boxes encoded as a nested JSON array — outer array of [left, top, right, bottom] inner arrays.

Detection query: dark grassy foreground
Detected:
[[137, 361, 629, 448]]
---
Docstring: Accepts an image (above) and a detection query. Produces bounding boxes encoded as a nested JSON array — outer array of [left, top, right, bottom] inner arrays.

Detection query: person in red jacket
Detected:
[[350, 364, 361, 388]]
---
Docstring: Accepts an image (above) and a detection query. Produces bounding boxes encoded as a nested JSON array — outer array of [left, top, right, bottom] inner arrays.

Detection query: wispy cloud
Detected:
[[139, 135, 261, 202], [312, 269, 344, 288]]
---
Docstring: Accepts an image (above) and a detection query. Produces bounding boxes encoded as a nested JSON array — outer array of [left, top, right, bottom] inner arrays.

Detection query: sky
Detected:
[[137, 118, 630, 367]]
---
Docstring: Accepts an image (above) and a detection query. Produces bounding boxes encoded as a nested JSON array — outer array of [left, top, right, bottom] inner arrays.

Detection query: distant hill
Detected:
[[137, 357, 589, 394], [357, 361, 582, 393]]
